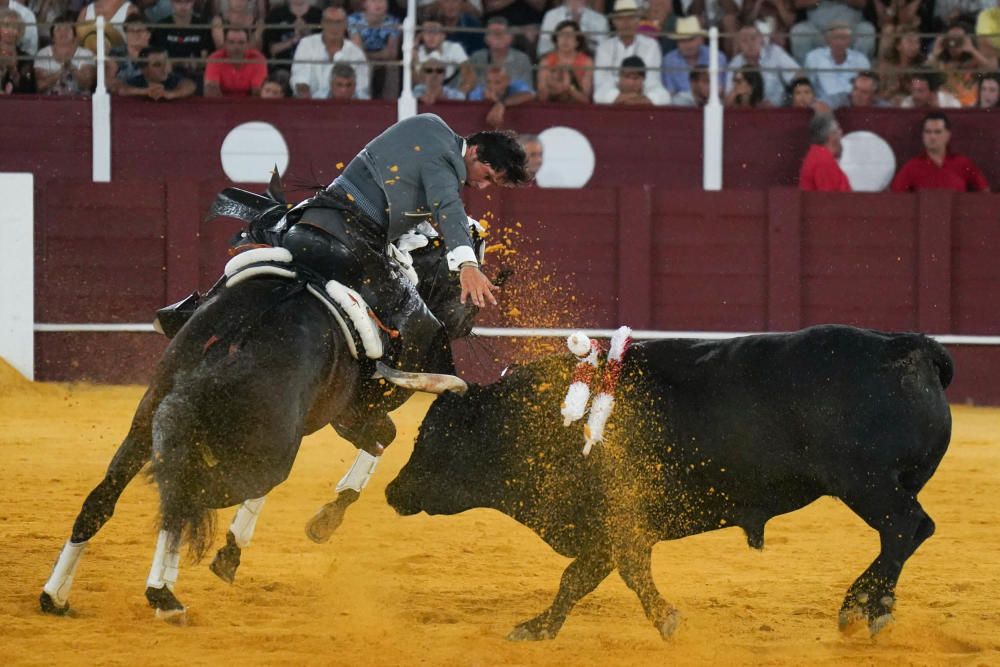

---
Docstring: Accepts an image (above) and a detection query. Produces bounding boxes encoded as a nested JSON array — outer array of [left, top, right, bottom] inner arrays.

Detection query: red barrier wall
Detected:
[[31, 179, 1000, 405]]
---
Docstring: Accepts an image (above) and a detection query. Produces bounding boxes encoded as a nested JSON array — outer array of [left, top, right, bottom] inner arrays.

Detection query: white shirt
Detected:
[[594, 83, 671, 105], [900, 91, 962, 108], [803, 46, 870, 103], [290, 34, 370, 100], [33, 45, 95, 72], [415, 41, 468, 82], [727, 43, 800, 107], [537, 5, 609, 56], [594, 34, 664, 102], [8, 0, 38, 55]]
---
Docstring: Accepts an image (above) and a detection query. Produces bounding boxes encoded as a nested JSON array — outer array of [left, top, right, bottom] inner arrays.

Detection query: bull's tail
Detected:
[[149, 392, 217, 562]]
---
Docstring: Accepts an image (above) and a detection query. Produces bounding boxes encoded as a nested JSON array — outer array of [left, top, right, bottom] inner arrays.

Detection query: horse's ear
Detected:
[[375, 362, 468, 395]]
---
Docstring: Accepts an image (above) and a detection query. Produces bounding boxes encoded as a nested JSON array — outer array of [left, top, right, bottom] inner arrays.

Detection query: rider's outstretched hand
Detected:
[[459, 265, 500, 308]]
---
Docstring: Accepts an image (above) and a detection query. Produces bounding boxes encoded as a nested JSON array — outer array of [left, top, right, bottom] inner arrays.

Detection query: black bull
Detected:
[[386, 325, 954, 640]]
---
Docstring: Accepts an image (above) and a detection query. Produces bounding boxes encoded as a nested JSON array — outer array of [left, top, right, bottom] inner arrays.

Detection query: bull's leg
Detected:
[[508, 544, 614, 641], [209, 496, 266, 584], [305, 450, 380, 543], [839, 490, 935, 637], [40, 427, 151, 615], [616, 545, 681, 640], [145, 529, 186, 623]]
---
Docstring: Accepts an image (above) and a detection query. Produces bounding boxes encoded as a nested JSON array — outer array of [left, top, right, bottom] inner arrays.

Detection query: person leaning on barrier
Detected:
[[900, 68, 962, 108], [149, 0, 212, 85], [413, 56, 466, 102], [787, 75, 831, 111], [106, 15, 148, 92], [467, 62, 535, 127], [671, 67, 709, 106], [328, 61, 358, 100], [117, 44, 196, 99], [595, 54, 671, 105], [799, 112, 852, 192]]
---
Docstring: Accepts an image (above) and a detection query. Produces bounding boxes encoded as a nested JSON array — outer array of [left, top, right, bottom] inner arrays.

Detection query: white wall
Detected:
[[0, 173, 34, 380]]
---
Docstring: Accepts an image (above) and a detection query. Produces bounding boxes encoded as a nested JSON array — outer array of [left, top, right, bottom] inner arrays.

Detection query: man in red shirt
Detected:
[[891, 112, 990, 192], [799, 112, 852, 192], [204, 27, 267, 97]]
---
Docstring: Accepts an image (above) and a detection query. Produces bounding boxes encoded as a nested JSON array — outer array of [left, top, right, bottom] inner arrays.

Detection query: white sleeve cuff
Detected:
[[447, 245, 478, 272]]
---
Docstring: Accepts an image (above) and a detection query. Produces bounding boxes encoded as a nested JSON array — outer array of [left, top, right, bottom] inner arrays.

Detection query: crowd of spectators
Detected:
[[2, 0, 1000, 114]]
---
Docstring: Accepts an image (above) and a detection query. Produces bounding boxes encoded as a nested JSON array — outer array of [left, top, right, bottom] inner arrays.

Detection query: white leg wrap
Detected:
[[146, 530, 181, 591], [335, 450, 380, 493], [229, 497, 266, 548], [43, 540, 88, 606]]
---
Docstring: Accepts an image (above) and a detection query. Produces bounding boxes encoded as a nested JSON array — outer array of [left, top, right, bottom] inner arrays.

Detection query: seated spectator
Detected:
[[151, 0, 211, 84], [875, 27, 925, 105], [469, 16, 532, 88], [787, 75, 831, 111], [871, 0, 922, 33], [976, 71, 1000, 107], [725, 66, 767, 107], [976, 0, 1000, 56], [594, 0, 664, 101], [34, 11, 96, 94], [900, 68, 962, 107], [804, 22, 871, 105], [204, 26, 266, 96], [891, 111, 989, 192], [789, 0, 875, 64], [0, 8, 36, 92], [928, 22, 997, 106], [519, 132, 543, 177], [467, 62, 534, 127], [262, 0, 322, 80], [637, 0, 678, 54], [211, 0, 262, 53], [415, 0, 482, 19], [839, 70, 889, 107], [594, 54, 671, 104], [537, 0, 608, 57], [938, 0, 989, 33], [2, 0, 37, 54], [726, 23, 799, 107], [117, 44, 195, 98], [482, 0, 547, 53], [413, 14, 474, 94], [349, 0, 400, 99], [77, 0, 139, 51], [735, 0, 796, 53], [259, 75, 285, 97], [536, 19, 593, 103], [328, 61, 360, 99], [413, 56, 466, 102], [437, 0, 484, 55], [799, 112, 851, 191], [662, 16, 726, 95], [672, 66, 709, 106], [106, 16, 148, 92], [291, 7, 369, 99]]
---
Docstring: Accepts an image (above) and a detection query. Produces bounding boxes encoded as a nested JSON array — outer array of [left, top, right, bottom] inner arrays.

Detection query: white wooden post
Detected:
[[0, 173, 35, 379]]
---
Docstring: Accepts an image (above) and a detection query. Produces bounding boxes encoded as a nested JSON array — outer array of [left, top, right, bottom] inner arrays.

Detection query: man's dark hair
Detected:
[[139, 45, 168, 59], [466, 130, 529, 185], [910, 68, 942, 91], [922, 110, 951, 130], [853, 69, 880, 92], [331, 63, 356, 80], [689, 67, 709, 82], [225, 26, 250, 40]]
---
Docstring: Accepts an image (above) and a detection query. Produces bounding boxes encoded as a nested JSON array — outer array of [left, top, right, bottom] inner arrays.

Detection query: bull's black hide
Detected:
[[386, 325, 954, 640]]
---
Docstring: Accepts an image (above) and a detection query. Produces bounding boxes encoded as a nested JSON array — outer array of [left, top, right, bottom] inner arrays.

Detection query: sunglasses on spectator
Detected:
[[423, 67, 445, 74]]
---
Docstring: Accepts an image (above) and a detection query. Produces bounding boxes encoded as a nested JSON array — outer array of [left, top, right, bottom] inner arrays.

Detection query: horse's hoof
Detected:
[[507, 623, 553, 641], [146, 586, 186, 624], [657, 609, 681, 639], [39, 591, 69, 616], [305, 490, 359, 544], [209, 535, 241, 584], [868, 613, 895, 637], [838, 605, 867, 635]]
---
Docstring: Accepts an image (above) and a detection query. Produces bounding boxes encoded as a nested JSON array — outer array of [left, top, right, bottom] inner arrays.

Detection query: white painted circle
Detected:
[[220, 122, 290, 183], [839, 131, 896, 192], [535, 126, 595, 189]]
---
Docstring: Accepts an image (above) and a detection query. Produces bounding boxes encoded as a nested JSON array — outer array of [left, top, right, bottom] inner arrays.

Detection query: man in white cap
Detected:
[[661, 14, 727, 95], [594, 0, 667, 101]]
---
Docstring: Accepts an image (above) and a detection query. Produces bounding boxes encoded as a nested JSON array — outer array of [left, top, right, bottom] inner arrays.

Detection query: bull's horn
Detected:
[[375, 361, 468, 395]]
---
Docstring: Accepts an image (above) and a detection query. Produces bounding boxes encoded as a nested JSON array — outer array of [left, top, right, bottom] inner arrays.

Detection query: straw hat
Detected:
[[610, 0, 641, 17], [670, 15, 706, 39]]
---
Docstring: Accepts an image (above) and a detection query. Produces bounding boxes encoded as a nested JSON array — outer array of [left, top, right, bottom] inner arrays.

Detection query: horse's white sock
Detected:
[[229, 497, 266, 548], [43, 540, 88, 606], [335, 450, 380, 493], [146, 530, 181, 591]]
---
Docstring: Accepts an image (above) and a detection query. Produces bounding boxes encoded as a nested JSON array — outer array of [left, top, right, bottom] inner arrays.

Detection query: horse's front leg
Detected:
[[305, 449, 380, 543], [209, 496, 266, 584], [40, 410, 152, 615]]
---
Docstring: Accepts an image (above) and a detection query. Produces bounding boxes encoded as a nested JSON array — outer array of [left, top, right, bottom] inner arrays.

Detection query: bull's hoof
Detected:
[[305, 490, 360, 544], [656, 609, 681, 639], [39, 591, 69, 616], [507, 621, 555, 641], [209, 532, 241, 584], [146, 585, 186, 624]]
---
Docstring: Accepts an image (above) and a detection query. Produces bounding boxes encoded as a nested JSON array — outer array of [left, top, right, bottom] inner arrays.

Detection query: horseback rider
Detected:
[[274, 113, 530, 453]]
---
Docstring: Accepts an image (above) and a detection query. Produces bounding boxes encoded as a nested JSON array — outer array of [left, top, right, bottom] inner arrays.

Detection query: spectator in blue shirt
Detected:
[[349, 0, 401, 98], [467, 63, 535, 127], [117, 45, 196, 100], [661, 16, 727, 95]]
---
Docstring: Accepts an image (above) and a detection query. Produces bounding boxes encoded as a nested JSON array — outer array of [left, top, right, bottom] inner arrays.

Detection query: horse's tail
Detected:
[[149, 391, 217, 562]]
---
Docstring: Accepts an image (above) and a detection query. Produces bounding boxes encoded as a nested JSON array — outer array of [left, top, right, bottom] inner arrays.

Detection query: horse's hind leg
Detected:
[[40, 419, 152, 615], [305, 450, 380, 543], [209, 497, 266, 584], [145, 529, 186, 623]]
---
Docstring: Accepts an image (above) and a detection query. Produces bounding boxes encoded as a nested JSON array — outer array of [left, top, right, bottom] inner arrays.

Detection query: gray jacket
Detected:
[[345, 114, 476, 263]]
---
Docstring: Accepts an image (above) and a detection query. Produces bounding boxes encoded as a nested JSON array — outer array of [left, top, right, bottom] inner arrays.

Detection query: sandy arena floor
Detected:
[[1, 361, 998, 666]]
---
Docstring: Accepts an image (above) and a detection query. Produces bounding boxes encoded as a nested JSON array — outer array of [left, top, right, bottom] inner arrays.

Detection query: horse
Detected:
[[39, 189, 480, 622]]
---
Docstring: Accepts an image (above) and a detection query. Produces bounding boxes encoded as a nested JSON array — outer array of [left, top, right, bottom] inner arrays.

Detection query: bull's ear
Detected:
[[375, 362, 468, 395]]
